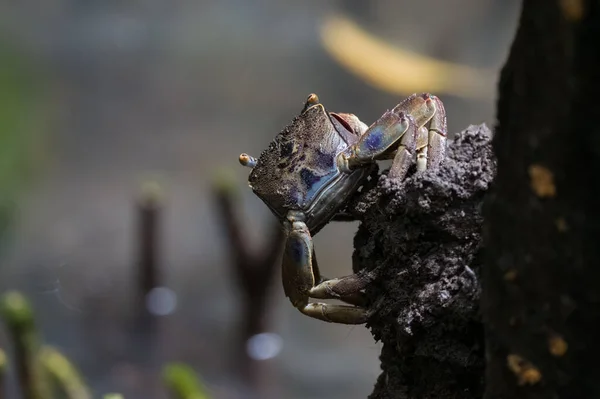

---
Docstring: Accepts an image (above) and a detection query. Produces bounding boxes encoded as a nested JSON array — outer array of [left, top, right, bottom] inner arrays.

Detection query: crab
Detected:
[[238, 93, 447, 324]]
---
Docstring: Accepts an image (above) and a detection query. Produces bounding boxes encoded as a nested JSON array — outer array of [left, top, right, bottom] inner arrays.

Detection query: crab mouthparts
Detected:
[[330, 113, 354, 133]]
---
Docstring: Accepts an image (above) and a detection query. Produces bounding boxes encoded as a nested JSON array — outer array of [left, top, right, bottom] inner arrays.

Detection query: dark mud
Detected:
[[347, 124, 496, 399]]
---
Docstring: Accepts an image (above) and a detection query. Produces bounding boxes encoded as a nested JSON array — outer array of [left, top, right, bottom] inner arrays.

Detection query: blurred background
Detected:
[[0, 1, 520, 398]]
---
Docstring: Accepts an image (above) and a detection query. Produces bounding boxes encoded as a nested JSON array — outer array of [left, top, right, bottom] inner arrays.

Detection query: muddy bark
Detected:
[[352, 0, 600, 398], [482, 1, 600, 398], [349, 125, 495, 398]]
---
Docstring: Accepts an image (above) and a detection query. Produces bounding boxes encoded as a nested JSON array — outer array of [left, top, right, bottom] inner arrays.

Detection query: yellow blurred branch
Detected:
[[320, 14, 496, 100], [39, 346, 92, 399], [163, 363, 211, 399]]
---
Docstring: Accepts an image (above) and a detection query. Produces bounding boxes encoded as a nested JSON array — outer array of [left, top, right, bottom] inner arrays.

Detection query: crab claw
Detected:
[[239, 153, 257, 168]]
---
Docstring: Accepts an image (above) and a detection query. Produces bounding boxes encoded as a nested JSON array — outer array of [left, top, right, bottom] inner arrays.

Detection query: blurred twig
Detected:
[[39, 346, 92, 399], [0, 292, 93, 399], [212, 171, 284, 389], [0, 347, 6, 399], [320, 14, 496, 100], [0, 291, 51, 399], [0, 40, 51, 247], [103, 394, 124, 399], [136, 181, 164, 317], [163, 363, 210, 399]]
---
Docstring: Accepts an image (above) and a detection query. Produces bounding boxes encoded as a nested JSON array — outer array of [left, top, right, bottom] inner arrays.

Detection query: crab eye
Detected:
[[331, 113, 354, 133], [239, 153, 257, 168]]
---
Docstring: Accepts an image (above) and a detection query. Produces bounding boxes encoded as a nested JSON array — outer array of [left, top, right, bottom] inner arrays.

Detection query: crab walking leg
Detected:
[[392, 94, 434, 171], [341, 109, 411, 172], [281, 219, 315, 309], [390, 93, 448, 172], [309, 273, 371, 307], [416, 126, 429, 172], [301, 302, 368, 324], [424, 95, 448, 170], [309, 251, 370, 307], [282, 218, 368, 324], [388, 116, 418, 180]]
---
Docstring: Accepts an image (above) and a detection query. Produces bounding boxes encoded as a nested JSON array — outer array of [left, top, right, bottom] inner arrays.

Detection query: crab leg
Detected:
[[387, 115, 418, 180], [311, 245, 368, 307], [282, 218, 368, 324], [390, 93, 447, 172], [301, 301, 368, 324], [340, 107, 418, 181], [424, 95, 447, 170], [343, 109, 411, 168], [309, 273, 371, 307]]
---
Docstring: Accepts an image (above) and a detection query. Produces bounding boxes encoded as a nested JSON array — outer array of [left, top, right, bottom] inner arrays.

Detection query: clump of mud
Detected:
[[348, 124, 496, 399]]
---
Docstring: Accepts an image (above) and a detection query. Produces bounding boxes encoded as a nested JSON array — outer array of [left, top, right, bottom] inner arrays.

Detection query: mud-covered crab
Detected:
[[239, 93, 447, 324]]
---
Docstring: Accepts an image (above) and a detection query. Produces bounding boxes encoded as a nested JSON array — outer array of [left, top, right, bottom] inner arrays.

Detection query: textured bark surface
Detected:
[[482, 1, 600, 398], [348, 125, 495, 399]]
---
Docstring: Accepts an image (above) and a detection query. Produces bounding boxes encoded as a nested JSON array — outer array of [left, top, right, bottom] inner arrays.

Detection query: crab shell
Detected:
[[248, 103, 373, 234]]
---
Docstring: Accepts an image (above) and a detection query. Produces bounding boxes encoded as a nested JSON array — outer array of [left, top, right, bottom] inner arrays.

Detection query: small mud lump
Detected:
[[349, 124, 495, 399]]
